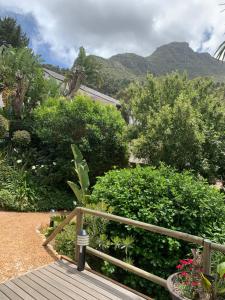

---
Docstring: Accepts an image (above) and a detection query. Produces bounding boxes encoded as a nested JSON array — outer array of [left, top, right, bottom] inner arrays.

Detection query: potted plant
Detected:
[[167, 250, 225, 299]]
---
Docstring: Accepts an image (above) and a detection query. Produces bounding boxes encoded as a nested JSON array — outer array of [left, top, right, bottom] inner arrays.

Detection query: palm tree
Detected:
[[215, 41, 225, 60]]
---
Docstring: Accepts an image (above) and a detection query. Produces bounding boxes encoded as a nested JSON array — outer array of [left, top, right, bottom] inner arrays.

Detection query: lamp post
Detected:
[[49, 209, 56, 227], [77, 229, 89, 271]]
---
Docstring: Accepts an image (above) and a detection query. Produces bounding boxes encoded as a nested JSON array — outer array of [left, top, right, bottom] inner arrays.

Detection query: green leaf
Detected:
[[217, 287, 225, 295], [71, 144, 83, 164], [67, 181, 83, 203], [201, 273, 212, 291], [217, 262, 225, 278]]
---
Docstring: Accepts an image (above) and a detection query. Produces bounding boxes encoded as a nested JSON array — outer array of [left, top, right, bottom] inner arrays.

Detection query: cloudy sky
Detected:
[[0, 0, 224, 67]]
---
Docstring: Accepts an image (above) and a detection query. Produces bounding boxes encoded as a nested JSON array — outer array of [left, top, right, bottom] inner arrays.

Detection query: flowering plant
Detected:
[[174, 251, 225, 300]]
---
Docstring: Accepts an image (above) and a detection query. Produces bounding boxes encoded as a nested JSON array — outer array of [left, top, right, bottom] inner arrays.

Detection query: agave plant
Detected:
[[67, 144, 90, 206]]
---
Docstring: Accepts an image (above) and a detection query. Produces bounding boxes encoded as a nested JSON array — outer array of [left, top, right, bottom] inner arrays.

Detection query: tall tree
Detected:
[[73, 46, 101, 85], [0, 46, 44, 118], [64, 47, 102, 97], [0, 17, 29, 48], [124, 73, 225, 181]]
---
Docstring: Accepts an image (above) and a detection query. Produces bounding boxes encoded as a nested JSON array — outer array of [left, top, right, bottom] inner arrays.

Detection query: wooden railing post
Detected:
[[202, 239, 212, 275], [75, 208, 84, 262]]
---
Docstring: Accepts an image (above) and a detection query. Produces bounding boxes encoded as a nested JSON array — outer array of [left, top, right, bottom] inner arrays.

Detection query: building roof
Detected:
[[79, 84, 120, 106], [43, 68, 120, 107], [43, 68, 65, 81]]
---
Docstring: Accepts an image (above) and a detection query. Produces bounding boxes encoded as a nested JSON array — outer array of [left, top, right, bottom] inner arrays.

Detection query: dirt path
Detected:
[[0, 211, 57, 283]]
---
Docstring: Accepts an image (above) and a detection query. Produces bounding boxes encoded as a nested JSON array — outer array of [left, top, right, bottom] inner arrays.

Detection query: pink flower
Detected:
[[181, 271, 188, 277], [191, 281, 199, 286], [176, 264, 183, 269], [180, 260, 188, 265]]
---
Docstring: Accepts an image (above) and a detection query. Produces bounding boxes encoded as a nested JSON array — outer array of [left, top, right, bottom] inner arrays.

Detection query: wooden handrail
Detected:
[[43, 206, 225, 289], [43, 207, 78, 246], [87, 246, 167, 288], [80, 207, 204, 245]]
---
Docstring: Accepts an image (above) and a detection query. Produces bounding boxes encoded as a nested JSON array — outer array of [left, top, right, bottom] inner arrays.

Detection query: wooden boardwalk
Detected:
[[0, 259, 149, 300]]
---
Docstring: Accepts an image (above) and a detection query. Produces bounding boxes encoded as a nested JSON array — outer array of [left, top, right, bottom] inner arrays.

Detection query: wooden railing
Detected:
[[43, 207, 225, 289]]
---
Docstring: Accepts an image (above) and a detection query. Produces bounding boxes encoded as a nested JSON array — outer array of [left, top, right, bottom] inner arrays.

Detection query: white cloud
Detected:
[[0, 0, 224, 66]]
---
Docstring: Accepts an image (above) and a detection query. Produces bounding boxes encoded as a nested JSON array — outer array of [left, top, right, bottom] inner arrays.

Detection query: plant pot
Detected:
[[167, 273, 190, 300]]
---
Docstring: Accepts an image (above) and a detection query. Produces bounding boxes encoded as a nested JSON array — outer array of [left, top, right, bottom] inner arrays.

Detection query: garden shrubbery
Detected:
[[91, 165, 225, 298], [0, 159, 74, 211], [0, 114, 8, 137], [32, 95, 128, 184], [12, 130, 31, 146]]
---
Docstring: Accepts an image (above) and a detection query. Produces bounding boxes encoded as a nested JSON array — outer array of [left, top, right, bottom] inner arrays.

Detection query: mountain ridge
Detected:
[[88, 42, 225, 95]]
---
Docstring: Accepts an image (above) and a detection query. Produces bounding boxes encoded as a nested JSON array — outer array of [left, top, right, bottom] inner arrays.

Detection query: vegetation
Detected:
[[0, 114, 8, 137], [2, 16, 225, 300], [67, 144, 90, 206], [90, 165, 225, 298], [0, 158, 73, 211], [86, 42, 225, 97], [72, 47, 102, 89], [32, 95, 128, 184], [0, 45, 45, 118], [174, 254, 225, 300], [0, 17, 29, 48], [12, 130, 31, 146], [124, 73, 225, 181]]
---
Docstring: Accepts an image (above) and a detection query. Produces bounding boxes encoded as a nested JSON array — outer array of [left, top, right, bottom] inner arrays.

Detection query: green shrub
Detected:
[[0, 159, 74, 211], [12, 130, 31, 146], [0, 114, 8, 137], [91, 165, 225, 299], [54, 223, 76, 259], [32, 95, 128, 184], [0, 189, 15, 210]]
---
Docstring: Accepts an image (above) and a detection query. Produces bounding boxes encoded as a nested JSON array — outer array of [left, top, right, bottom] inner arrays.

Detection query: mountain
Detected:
[[89, 42, 225, 96]]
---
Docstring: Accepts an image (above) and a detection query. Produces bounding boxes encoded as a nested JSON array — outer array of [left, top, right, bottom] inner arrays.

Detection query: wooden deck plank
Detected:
[[4, 281, 35, 300], [0, 260, 149, 300], [0, 284, 22, 300], [19, 275, 62, 300], [52, 261, 130, 300], [26, 273, 74, 300], [48, 264, 114, 300], [40, 267, 97, 300], [31, 270, 85, 300], [57, 260, 147, 300], [11, 278, 48, 300], [0, 289, 11, 300]]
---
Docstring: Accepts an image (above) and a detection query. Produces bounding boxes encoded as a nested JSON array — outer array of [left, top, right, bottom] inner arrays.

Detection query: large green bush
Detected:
[[32, 95, 128, 184], [91, 165, 225, 298]]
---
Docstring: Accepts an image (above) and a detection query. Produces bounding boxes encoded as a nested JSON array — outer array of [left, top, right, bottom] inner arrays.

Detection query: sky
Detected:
[[0, 0, 224, 67]]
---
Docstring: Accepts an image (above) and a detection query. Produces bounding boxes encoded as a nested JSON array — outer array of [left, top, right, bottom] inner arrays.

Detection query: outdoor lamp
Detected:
[[77, 229, 89, 271], [49, 209, 56, 227]]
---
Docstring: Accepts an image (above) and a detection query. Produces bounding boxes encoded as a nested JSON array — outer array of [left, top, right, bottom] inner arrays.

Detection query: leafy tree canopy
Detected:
[[72, 46, 102, 88], [0, 46, 58, 118], [123, 72, 225, 181], [0, 17, 29, 48], [32, 95, 128, 184]]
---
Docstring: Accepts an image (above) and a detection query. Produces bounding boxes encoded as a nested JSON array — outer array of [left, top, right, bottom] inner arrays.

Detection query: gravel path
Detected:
[[0, 211, 57, 283]]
